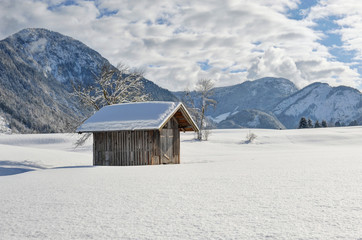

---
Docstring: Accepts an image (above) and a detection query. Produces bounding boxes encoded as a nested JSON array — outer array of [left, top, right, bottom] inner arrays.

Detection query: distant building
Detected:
[[77, 102, 198, 166]]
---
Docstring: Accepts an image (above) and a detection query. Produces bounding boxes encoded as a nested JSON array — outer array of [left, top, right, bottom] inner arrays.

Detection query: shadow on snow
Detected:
[[0, 160, 45, 177]]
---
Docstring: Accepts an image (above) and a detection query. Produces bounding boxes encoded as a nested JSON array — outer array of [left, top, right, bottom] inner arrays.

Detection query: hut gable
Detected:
[[76, 102, 198, 166]]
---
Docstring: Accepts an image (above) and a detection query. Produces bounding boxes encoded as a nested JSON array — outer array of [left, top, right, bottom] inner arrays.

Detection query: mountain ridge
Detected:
[[218, 109, 286, 129], [174, 77, 298, 129], [1, 28, 362, 133], [174, 78, 362, 129]]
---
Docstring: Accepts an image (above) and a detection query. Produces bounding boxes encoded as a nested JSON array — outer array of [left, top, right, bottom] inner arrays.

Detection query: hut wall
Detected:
[[93, 130, 161, 166], [93, 117, 181, 166]]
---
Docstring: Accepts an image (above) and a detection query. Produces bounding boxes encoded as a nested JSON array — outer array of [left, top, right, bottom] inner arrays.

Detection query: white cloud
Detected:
[[308, 0, 362, 59], [247, 47, 303, 85], [0, 0, 361, 90]]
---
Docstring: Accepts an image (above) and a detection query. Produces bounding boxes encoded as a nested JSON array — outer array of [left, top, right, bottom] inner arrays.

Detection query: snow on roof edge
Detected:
[[76, 101, 198, 133], [157, 102, 182, 130]]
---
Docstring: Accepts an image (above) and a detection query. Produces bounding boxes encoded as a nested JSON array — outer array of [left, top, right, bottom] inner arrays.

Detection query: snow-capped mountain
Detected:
[[273, 82, 362, 128], [1, 28, 362, 133], [175, 78, 362, 129], [210, 77, 298, 118], [174, 77, 297, 129], [5, 28, 107, 86], [0, 28, 176, 133]]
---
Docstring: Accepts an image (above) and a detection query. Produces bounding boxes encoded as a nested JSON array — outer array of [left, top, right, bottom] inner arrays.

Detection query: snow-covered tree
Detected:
[[183, 79, 216, 141], [73, 63, 147, 111], [314, 120, 321, 128], [196, 79, 216, 140]]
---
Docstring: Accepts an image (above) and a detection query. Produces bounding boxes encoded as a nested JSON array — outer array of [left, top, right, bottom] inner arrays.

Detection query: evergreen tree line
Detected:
[[298, 117, 327, 129], [298, 117, 359, 129]]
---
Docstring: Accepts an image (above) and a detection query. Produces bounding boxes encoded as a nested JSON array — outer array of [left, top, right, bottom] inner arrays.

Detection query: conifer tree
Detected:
[[349, 120, 358, 126], [314, 120, 321, 128], [298, 117, 308, 129], [322, 120, 327, 128], [308, 118, 313, 128]]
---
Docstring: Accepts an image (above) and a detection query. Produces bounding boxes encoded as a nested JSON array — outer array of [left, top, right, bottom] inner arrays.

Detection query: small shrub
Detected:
[[195, 129, 212, 141], [203, 129, 211, 141], [245, 131, 257, 143]]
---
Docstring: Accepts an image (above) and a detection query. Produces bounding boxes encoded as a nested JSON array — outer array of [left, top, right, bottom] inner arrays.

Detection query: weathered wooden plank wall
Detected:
[[173, 118, 180, 164], [93, 129, 167, 166], [93, 116, 181, 166], [160, 117, 180, 164]]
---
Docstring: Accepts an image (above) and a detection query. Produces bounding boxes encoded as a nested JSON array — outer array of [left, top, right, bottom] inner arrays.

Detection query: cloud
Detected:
[[247, 47, 303, 85], [0, 0, 362, 90], [307, 0, 362, 59]]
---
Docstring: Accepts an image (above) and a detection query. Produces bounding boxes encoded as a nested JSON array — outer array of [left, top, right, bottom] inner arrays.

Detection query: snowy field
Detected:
[[0, 127, 361, 239]]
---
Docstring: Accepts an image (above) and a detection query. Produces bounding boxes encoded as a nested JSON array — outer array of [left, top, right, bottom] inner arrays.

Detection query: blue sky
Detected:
[[287, 0, 319, 20], [0, 0, 362, 90]]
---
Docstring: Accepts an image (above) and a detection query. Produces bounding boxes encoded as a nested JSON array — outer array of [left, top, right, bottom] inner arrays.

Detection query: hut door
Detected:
[[160, 122, 174, 164]]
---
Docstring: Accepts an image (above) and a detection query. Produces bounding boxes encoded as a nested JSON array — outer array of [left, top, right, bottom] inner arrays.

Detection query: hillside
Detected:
[[218, 109, 286, 129], [0, 28, 177, 133]]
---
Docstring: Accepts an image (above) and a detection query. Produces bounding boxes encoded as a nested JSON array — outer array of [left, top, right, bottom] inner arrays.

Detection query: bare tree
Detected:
[[73, 63, 148, 111], [73, 63, 148, 147], [196, 78, 216, 140], [183, 78, 216, 141]]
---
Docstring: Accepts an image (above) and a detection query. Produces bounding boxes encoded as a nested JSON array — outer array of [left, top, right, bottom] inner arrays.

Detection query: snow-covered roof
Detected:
[[77, 101, 198, 132]]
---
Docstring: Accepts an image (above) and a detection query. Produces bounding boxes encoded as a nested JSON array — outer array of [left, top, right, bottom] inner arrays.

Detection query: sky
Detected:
[[1, 0, 362, 91]]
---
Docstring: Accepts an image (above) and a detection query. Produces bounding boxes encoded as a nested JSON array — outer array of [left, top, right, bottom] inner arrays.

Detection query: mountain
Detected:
[[175, 77, 298, 118], [175, 78, 362, 129], [218, 109, 286, 129], [2, 29, 361, 133], [209, 77, 298, 118], [174, 77, 298, 129], [273, 82, 362, 128], [0, 28, 176, 133]]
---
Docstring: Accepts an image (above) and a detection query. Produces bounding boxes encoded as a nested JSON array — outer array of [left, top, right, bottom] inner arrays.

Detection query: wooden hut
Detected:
[[77, 102, 199, 166]]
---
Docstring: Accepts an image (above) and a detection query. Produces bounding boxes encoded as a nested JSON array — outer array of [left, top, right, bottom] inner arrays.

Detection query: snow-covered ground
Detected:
[[0, 128, 361, 239]]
